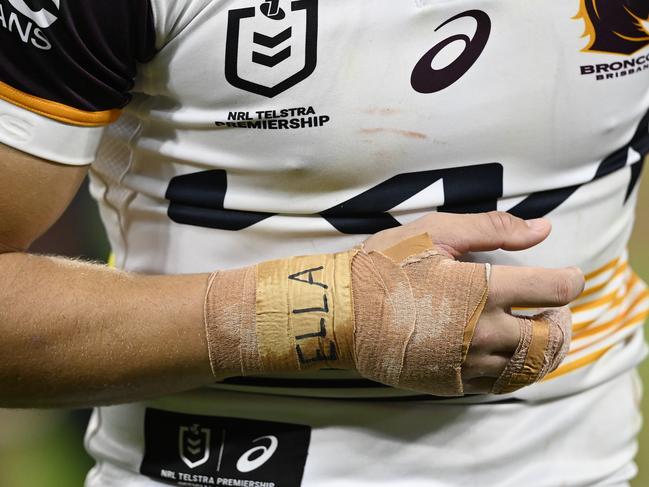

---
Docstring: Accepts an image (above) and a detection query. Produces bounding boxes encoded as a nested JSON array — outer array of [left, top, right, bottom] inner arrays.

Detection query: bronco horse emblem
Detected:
[[576, 0, 649, 55], [225, 0, 318, 97]]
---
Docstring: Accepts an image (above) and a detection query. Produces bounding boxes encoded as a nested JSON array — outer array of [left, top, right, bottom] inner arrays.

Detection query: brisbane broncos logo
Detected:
[[576, 0, 649, 55]]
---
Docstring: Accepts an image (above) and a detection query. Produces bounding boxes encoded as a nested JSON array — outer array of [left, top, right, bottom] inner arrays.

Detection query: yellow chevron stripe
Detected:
[[572, 317, 596, 332], [570, 309, 649, 356], [572, 292, 627, 331], [584, 257, 620, 281], [545, 309, 649, 381], [572, 289, 649, 342], [570, 289, 619, 313], [577, 262, 628, 299], [536, 260, 648, 382], [618, 311, 649, 333], [570, 273, 639, 313], [543, 345, 614, 381]]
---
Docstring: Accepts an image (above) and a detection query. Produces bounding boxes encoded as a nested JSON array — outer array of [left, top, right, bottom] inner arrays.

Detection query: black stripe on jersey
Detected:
[[321, 163, 504, 234], [627, 159, 644, 202], [0, 0, 156, 113], [166, 170, 274, 231], [509, 107, 649, 220], [166, 163, 505, 233], [166, 109, 649, 233]]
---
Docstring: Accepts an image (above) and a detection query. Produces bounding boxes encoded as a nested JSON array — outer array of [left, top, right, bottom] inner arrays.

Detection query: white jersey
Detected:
[[0, 0, 648, 485]]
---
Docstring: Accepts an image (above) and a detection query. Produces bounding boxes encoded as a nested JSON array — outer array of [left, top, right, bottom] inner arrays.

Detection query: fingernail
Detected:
[[525, 218, 546, 230]]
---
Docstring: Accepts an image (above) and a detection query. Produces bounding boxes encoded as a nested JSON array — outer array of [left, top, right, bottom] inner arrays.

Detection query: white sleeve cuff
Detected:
[[0, 98, 106, 166]]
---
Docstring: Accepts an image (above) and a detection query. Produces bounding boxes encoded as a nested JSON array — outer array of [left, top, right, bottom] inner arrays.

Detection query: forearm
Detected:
[[0, 252, 212, 409], [0, 213, 582, 409]]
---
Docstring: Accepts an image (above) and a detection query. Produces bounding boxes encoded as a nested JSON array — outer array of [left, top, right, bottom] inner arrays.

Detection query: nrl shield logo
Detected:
[[179, 424, 211, 469], [225, 0, 318, 97]]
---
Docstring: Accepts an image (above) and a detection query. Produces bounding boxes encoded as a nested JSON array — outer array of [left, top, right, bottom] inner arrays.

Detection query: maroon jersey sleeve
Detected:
[[0, 0, 156, 126]]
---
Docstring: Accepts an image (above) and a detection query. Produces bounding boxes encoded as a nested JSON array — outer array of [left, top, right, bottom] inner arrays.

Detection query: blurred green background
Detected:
[[0, 175, 648, 487]]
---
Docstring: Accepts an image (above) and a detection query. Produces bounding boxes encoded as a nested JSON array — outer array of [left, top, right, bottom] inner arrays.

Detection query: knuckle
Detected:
[[423, 212, 438, 224], [469, 324, 493, 352], [554, 276, 574, 304], [485, 211, 517, 235], [492, 355, 510, 373], [510, 317, 525, 347]]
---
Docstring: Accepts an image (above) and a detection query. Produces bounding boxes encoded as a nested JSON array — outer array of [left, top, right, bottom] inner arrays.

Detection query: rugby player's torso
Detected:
[[90, 0, 649, 398], [97, 0, 649, 268]]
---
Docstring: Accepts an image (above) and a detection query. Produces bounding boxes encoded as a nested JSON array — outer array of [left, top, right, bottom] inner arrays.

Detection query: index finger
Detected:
[[488, 265, 585, 308]]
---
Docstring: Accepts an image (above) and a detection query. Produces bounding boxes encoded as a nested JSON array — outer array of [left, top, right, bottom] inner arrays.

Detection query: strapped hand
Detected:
[[204, 211, 584, 396]]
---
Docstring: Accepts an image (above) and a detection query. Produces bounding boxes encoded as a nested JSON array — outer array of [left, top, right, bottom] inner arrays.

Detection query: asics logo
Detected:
[[236, 435, 279, 473], [6, 0, 59, 28], [411, 10, 491, 94]]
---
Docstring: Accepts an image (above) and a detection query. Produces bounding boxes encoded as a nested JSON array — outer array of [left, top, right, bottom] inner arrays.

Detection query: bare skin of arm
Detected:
[[0, 144, 214, 409], [0, 143, 584, 409]]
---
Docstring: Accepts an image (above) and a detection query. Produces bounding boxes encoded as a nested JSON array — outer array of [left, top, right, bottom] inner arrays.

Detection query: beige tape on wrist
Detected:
[[204, 234, 570, 396], [255, 251, 356, 372], [204, 251, 356, 378]]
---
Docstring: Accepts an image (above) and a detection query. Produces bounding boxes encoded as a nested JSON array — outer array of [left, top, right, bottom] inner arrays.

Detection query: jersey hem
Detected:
[[0, 98, 105, 165], [0, 80, 121, 127]]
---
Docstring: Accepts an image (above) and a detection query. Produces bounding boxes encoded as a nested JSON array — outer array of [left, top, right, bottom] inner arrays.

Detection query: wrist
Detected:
[[203, 250, 357, 380]]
